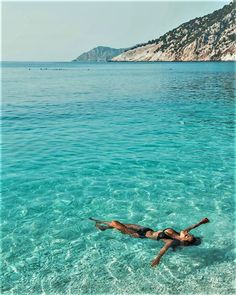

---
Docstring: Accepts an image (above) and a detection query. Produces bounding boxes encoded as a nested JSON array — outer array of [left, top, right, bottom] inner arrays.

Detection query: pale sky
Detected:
[[2, 1, 228, 61]]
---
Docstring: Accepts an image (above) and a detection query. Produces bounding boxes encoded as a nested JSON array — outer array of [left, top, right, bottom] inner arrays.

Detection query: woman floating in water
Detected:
[[90, 217, 209, 267]]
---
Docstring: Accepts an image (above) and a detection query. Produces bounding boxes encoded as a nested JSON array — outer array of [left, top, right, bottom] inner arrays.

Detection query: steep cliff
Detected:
[[112, 2, 236, 62]]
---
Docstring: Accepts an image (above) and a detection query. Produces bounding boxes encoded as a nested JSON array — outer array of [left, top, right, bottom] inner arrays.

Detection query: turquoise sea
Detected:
[[2, 61, 235, 294]]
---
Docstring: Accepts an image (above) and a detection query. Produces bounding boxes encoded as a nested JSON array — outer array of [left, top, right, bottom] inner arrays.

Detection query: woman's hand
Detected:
[[201, 218, 210, 224], [151, 258, 160, 267]]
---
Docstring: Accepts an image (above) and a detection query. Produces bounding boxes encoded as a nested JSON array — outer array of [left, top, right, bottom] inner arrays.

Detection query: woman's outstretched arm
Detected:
[[183, 217, 210, 232], [151, 240, 174, 267]]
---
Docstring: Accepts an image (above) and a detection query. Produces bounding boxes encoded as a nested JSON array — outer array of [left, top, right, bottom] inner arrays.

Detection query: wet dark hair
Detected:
[[190, 237, 202, 246], [183, 237, 201, 246]]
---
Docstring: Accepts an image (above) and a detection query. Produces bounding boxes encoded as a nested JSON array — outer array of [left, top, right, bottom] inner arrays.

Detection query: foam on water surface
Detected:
[[2, 61, 235, 294]]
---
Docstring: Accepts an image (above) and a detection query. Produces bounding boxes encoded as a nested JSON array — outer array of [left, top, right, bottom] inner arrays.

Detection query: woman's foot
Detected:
[[95, 224, 111, 231], [89, 218, 112, 231]]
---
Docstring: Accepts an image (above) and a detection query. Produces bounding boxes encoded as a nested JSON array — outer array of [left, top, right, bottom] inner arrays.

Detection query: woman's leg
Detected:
[[89, 218, 140, 237], [89, 217, 113, 231], [123, 223, 144, 230], [109, 220, 140, 236]]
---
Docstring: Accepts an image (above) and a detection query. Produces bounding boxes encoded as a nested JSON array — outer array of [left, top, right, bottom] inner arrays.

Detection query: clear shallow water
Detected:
[[2, 61, 235, 294]]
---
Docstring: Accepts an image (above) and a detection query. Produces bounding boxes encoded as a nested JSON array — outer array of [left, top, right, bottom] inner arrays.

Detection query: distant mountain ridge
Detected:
[[112, 1, 236, 61], [73, 46, 126, 62]]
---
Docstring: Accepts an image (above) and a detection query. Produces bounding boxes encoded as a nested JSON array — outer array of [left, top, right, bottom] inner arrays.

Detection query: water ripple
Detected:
[[2, 61, 235, 294]]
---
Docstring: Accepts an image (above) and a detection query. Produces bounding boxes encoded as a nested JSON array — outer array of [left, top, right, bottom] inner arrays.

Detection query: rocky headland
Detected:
[[73, 46, 126, 62], [112, 1, 236, 62]]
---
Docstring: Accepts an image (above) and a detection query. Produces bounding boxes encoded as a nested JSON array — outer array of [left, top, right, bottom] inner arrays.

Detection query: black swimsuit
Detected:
[[128, 226, 179, 241], [126, 226, 153, 238], [156, 228, 175, 240]]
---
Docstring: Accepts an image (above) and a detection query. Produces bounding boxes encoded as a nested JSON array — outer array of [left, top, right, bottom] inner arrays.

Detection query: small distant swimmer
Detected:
[[89, 217, 210, 267]]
